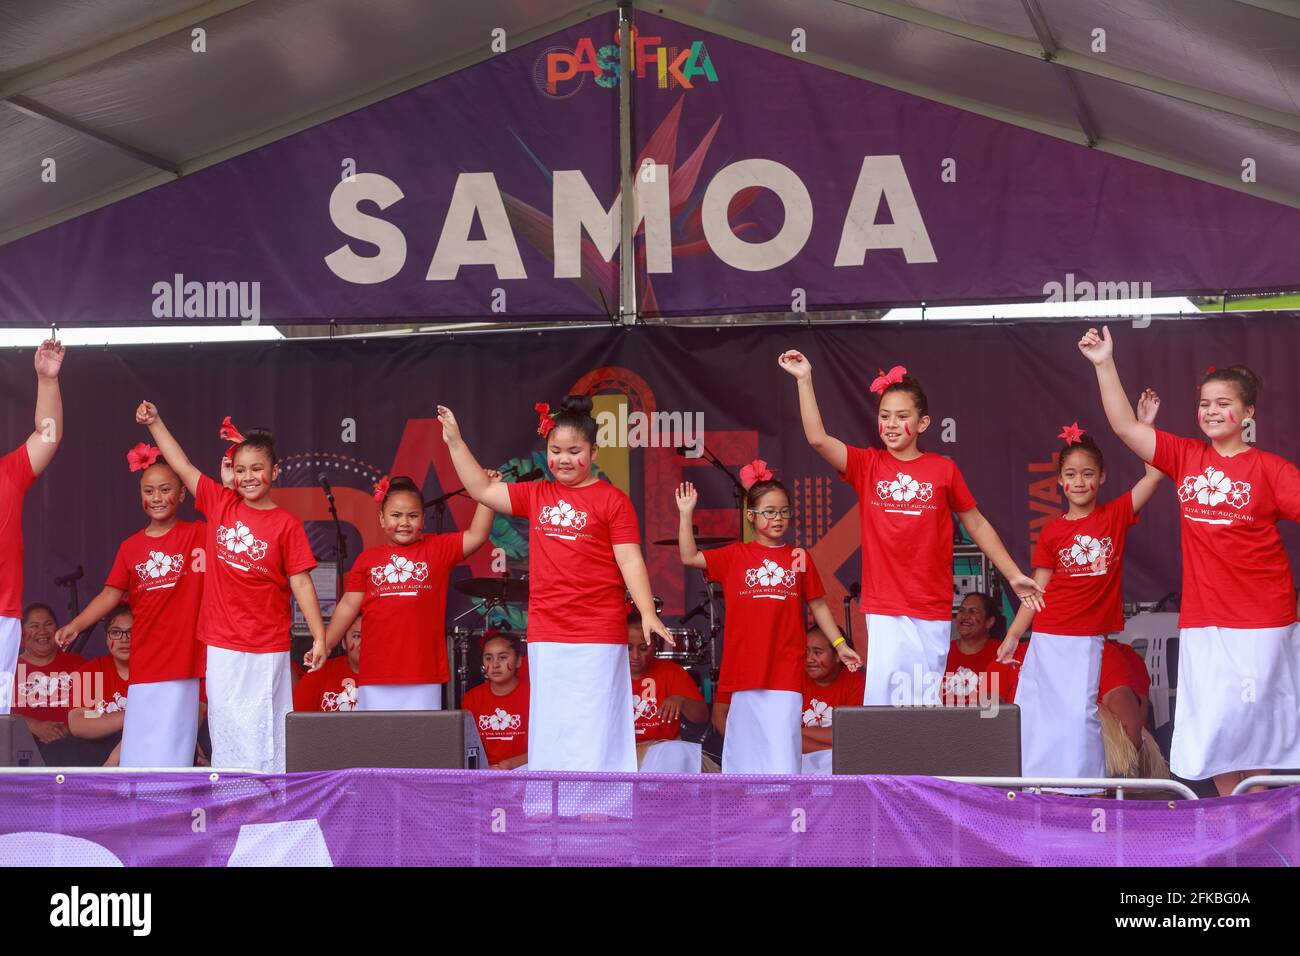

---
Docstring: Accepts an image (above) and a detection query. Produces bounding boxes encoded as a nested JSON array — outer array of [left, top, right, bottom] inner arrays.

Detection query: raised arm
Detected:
[[436, 406, 513, 514], [135, 402, 202, 495], [958, 508, 1045, 612], [674, 482, 708, 570], [26, 339, 65, 475], [778, 350, 848, 474], [1079, 326, 1156, 463], [1129, 387, 1165, 513]]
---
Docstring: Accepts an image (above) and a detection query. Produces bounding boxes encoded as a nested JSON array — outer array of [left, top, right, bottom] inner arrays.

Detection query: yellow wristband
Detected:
[[831, 636, 846, 649]]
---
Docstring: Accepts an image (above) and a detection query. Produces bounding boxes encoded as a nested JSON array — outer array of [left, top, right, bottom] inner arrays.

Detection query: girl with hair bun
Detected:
[[998, 393, 1164, 779], [437, 394, 672, 773], [315, 472, 497, 710], [1081, 325, 1300, 794], [779, 350, 1044, 708], [676, 460, 861, 774], [135, 405, 323, 773]]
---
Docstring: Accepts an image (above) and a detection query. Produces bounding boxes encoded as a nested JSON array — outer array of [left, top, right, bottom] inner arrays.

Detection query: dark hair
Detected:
[[21, 603, 56, 627], [626, 610, 642, 627], [104, 603, 132, 632], [745, 478, 790, 511], [481, 628, 523, 659], [381, 475, 424, 510], [139, 458, 179, 480], [1201, 365, 1261, 408], [879, 373, 929, 419], [233, 427, 278, 466], [549, 394, 598, 445], [1057, 432, 1105, 477], [962, 591, 1005, 640], [806, 625, 846, 646]]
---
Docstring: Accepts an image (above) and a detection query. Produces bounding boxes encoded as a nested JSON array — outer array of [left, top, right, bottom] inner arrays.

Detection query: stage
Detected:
[[0, 769, 1295, 867]]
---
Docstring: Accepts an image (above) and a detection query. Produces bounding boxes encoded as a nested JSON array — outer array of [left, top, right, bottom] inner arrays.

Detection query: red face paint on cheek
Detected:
[[904, 423, 911, 436], [1228, 410, 1238, 424]]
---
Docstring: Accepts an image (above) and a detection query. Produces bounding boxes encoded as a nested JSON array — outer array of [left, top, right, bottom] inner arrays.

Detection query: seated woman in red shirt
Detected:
[[801, 626, 867, 774], [12, 603, 96, 764], [293, 618, 360, 712], [68, 605, 133, 766], [943, 593, 1019, 706], [463, 631, 529, 770], [628, 613, 707, 772]]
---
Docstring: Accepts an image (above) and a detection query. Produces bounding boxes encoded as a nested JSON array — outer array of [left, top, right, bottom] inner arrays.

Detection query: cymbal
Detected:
[[652, 536, 737, 546], [454, 576, 529, 603]]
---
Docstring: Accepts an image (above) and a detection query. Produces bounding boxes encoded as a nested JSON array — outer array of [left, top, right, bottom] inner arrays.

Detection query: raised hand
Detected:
[[1136, 387, 1161, 425], [1078, 326, 1113, 366], [34, 339, 65, 379], [135, 401, 159, 426], [778, 349, 812, 379], [675, 481, 698, 513], [435, 405, 461, 445]]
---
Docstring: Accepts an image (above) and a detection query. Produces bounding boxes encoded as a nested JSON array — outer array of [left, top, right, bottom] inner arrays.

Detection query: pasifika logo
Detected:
[[537, 25, 718, 97]]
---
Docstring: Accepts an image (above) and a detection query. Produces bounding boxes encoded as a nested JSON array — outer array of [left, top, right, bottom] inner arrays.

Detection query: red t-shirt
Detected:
[[632, 656, 703, 741], [75, 655, 130, 717], [464, 679, 529, 765], [841, 446, 977, 620], [0, 445, 37, 619], [703, 541, 826, 694], [292, 655, 359, 712], [104, 521, 207, 683], [1098, 639, 1150, 702], [194, 475, 316, 653], [801, 666, 866, 727], [1032, 494, 1138, 636], [344, 533, 464, 684], [506, 479, 640, 644], [11, 651, 86, 722], [1151, 430, 1300, 629], [942, 638, 1002, 705]]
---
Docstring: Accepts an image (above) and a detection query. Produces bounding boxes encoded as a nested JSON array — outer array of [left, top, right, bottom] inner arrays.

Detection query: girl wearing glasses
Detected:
[[780, 350, 1043, 707], [676, 463, 861, 773], [56, 445, 206, 768]]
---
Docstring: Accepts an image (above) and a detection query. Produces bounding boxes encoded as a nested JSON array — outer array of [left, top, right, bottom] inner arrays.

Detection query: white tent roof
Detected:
[[2, 0, 1298, 250]]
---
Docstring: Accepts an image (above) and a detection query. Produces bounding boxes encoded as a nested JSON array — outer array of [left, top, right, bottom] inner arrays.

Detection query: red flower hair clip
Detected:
[[535, 402, 557, 437], [1057, 422, 1085, 445], [869, 365, 907, 396], [739, 458, 774, 489], [1205, 365, 1216, 376], [372, 475, 391, 502], [126, 442, 161, 472], [220, 415, 246, 460]]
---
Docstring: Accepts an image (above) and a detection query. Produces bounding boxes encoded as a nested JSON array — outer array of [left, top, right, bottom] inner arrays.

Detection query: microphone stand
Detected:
[[843, 581, 861, 650], [425, 487, 469, 534], [693, 445, 747, 540], [321, 488, 345, 609]]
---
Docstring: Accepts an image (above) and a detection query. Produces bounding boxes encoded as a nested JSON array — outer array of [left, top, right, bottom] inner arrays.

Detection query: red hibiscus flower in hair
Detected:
[[535, 403, 557, 437], [372, 475, 391, 502], [126, 442, 161, 472]]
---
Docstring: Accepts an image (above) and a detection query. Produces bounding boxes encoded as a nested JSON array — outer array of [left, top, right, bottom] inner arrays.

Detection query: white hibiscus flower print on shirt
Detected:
[[1058, 534, 1114, 571], [744, 559, 795, 589], [632, 694, 658, 720], [135, 550, 184, 579], [479, 708, 522, 732], [803, 699, 833, 727], [539, 500, 588, 530], [876, 472, 934, 503], [217, 521, 268, 561], [370, 555, 431, 587], [943, 666, 981, 699]]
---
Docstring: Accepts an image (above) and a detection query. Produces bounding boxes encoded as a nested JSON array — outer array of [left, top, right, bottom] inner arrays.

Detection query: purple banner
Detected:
[[3, 12, 1299, 327], [6, 316, 1300, 640], [0, 768, 1295, 866]]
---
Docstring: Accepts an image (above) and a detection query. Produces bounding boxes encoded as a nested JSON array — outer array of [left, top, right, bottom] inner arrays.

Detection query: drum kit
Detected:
[[443, 534, 734, 708]]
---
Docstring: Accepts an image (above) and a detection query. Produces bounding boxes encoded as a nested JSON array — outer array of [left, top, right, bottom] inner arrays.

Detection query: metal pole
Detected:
[[617, 0, 637, 325]]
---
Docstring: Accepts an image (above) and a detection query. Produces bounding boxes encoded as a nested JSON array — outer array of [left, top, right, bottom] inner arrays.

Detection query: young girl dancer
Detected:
[[313, 473, 496, 710], [677, 463, 861, 773], [997, 393, 1163, 779], [437, 395, 671, 772], [779, 350, 1044, 706], [1080, 325, 1300, 795], [137, 404, 324, 773], [1, 340, 65, 717], [54, 445, 206, 767]]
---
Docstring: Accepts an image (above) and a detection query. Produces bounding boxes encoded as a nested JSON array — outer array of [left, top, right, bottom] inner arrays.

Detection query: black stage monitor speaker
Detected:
[[832, 705, 1021, 776], [0, 715, 45, 767], [285, 710, 485, 772]]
